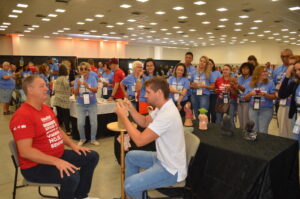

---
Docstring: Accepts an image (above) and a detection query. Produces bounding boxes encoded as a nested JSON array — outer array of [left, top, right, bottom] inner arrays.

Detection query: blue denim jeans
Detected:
[[21, 150, 99, 199], [216, 99, 238, 128], [191, 93, 210, 118], [249, 107, 273, 134], [291, 115, 300, 149], [77, 103, 97, 141], [125, 151, 178, 199]]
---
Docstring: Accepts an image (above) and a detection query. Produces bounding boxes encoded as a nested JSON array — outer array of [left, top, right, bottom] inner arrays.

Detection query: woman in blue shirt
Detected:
[[236, 62, 254, 129], [74, 62, 99, 146], [0, 61, 16, 115], [168, 63, 190, 117], [136, 58, 158, 114], [101, 62, 114, 99], [244, 66, 276, 133], [21, 64, 32, 79], [121, 61, 143, 109], [190, 56, 214, 118]]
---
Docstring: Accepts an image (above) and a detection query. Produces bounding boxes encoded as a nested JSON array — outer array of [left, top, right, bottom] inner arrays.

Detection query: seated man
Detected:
[[9, 75, 99, 199], [115, 77, 187, 199]]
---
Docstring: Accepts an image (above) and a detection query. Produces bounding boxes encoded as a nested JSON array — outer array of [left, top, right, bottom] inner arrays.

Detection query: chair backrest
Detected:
[[184, 131, 200, 165], [8, 140, 20, 167]]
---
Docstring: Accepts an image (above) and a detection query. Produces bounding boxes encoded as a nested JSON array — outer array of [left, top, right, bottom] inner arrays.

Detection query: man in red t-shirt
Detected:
[[108, 58, 125, 100], [9, 75, 99, 199]]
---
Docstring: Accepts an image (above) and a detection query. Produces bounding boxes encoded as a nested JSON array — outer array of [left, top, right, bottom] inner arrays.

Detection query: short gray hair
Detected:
[[22, 75, 40, 96]]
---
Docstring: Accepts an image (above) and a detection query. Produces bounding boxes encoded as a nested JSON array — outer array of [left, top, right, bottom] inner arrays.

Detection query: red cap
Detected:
[[108, 58, 119, 65]]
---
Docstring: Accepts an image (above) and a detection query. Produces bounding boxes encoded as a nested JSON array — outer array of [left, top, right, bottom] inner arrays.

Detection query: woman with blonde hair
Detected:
[[244, 66, 276, 133], [190, 56, 214, 117]]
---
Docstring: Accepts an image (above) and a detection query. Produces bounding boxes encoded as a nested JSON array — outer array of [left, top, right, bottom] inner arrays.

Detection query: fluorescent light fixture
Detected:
[[163, 38, 169, 40], [58, 30, 64, 33], [250, 27, 258, 29], [63, 27, 70, 30], [90, 30, 97, 33], [138, 25, 145, 28], [127, 19, 136, 22], [0, 28, 6, 31], [177, 31, 184, 33], [178, 16, 188, 19], [120, 4, 132, 8], [17, 4, 28, 8], [48, 14, 57, 17], [55, 9, 65, 13], [196, 12, 206, 16], [239, 15, 249, 19], [19, 34, 24, 36], [116, 22, 124, 25], [221, 35, 227, 37], [32, 25, 39, 28], [202, 21, 210, 24], [95, 14, 104, 18], [183, 35, 189, 37], [52, 32, 58, 34], [290, 31, 297, 34], [173, 26, 180, 29], [0, 25, 8, 28], [283, 35, 289, 38], [12, 9, 23, 13], [219, 18, 228, 22], [44, 36, 50, 38], [273, 33, 280, 35], [149, 22, 157, 25], [250, 40, 256, 43], [218, 25, 226, 28], [42, 18, 50, 21], [254, 20, 263, 23], [264, 30, 271, 33], [173, 6, 184, 10], [24, 30, 31, 32], [150, 30, 156, 33], [248, 32, 255, 34], [106, 25, 114, 28], [198, 37, 204, 39], [194, 1, 206, 5], [9, 15, 18, 18], [234, 29, 242, 31], [206, 32, 213, 34], [77, 22, 85, 25], [289, 6, 300, 11], [235, 22, 243, 25], [136, 0, 149, 2], [146, 36, 152, 38], [258, 34, 264, 37], [127, 27, 134, 30], [66, 33, 122, 40], [217, 8, 228, 12], [268, 37, 274, 39], [85, 18, 94, 22], [160, 28, 168, 31], [166, 32, 172, 35], [3, 22, 11, 25], [27, 27, 34, 30], [155, 11, 165, 15], [281, 28, 288, 31], [83, 32, 90, 34]]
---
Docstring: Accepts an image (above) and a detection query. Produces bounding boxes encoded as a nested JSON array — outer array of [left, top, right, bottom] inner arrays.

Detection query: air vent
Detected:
[[242, 8, 254, 12], [131, 11, 142, 15], [23, 24, 31, 27], [143, 27, 151, 30], [56, 0, 70, 3], [79, 29, 86, 32], [214, 28, 220, 30], [36, 14, 46, 18], [119, 33, 125, 35], [273, 20, 282, 23], [15, 31, 22, 34], [99, 21, 108, 25], [178, 20, 187, 23]]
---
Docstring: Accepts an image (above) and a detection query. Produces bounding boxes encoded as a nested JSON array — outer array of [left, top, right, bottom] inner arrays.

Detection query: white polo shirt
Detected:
[[148, 99, 187, 182]]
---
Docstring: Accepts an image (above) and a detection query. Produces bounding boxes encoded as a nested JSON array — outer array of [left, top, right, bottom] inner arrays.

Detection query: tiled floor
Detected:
[[0, 106, 298, 199]]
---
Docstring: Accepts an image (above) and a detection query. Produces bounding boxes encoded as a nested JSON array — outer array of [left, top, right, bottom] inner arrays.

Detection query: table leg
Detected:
[[120, 131, 125, 199]]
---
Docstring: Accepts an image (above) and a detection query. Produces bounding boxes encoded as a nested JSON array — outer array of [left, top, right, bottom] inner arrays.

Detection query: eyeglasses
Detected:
[[281, 55, 290, 58], [80, 67, 88, 71]]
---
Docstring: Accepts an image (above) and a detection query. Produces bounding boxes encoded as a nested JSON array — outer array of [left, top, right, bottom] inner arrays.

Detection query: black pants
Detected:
[[102, 89, 112, 99], [56, 106, 71, 132], [21, 150, 99, 199], [208, 93, 218, 123]]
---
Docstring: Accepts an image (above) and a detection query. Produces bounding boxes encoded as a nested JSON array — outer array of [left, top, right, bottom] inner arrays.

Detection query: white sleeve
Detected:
[[148, 112, 170, 136]]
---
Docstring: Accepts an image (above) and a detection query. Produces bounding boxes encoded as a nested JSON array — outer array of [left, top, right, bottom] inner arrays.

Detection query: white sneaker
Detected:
[[90, 140, 100, 146], [77, 140, 86, 146]]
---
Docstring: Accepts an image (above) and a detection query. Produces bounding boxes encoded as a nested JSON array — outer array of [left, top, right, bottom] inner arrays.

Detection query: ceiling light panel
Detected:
[[217, 8, 228, 12], [17, 4, 28, 8], [194, 1, 206, 5], [155, 11, 166, 15], [55, 9, 65, 13], [120, 4, 131, 8], [173, 6, 184, 10]]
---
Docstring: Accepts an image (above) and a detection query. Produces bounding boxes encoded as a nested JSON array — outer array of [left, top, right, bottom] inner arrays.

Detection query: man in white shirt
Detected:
[[115, 77, 187, 199]]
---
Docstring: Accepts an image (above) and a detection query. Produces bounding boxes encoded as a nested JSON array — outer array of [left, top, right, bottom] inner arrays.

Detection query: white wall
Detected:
[[125, 44, 154, 59], [0, 36, 12, 55]]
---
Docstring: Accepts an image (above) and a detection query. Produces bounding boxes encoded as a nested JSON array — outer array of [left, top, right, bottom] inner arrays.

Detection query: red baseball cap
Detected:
[[108, 58, 119, 65]]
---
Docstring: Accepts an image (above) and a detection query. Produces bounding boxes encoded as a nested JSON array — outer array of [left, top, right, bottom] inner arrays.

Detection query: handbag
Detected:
[[215, 98, 230, 113]]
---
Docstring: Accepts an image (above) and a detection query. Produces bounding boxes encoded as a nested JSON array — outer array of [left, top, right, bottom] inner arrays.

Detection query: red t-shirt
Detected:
[[91, 65, 98, 73], [29, 66, 38, 74], [215, 77, 237, 99], [113, 69, 125, 99], [10, 103, 64, 169]]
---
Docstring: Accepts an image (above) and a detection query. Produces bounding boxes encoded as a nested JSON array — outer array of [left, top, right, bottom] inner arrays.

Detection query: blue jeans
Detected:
[[125, 151, 178, 199], [216, 99, 238, 128], [291, 115, 300, 149], [77, 103, 97, 141], [21, 150, 99, 199], [249, 107, 273, 134], [191, 93, 210, 118]]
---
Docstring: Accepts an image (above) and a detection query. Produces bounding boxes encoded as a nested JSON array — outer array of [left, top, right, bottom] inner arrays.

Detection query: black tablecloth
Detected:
[[71, 113, 117, 140], [190, 123, 299, 199]]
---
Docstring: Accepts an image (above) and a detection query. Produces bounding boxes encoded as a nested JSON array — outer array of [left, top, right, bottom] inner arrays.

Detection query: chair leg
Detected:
[[38, 186, 59, 198], [12, 166, 18, 199]]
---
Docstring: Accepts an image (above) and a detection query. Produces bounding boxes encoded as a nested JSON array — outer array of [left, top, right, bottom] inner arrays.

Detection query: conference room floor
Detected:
[[0, 106, 299, 199]]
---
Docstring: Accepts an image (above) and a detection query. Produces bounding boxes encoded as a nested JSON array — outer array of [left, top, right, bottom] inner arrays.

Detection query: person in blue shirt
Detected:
[[0, 61, 16, 115], [184, 52, 196, 102], [47, 58, 59, 80], [265, 62, 273, 79], [244, 66, 276, 134], [74, 62, 99, 146], [208, 58, 221, 123], [136, 58, 158, 114], [121, 61, 143, 109], [101, 63, 114, 99], [236, 62, 254, 129], [97, 61, 104, 76], [190, 56, 214, 118], [168, 63, 190, 117], [38, 64, 51, 99], [21, 64, 32, 79]]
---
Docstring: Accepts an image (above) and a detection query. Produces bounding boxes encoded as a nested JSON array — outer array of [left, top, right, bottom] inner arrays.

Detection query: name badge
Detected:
[[83, 92, 90, 104], [174, 93, 180, 101], [253, 96, 261, 110], [197, 89, 203, 95], [279, 99, 287, 106], [103, 87, 108, 95], [223, 93, 229, 104], [132, 85, 136, 92]]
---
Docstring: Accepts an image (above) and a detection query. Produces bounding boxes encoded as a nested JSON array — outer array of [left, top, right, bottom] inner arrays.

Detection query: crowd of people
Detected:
[[1, 49, 300, 198]]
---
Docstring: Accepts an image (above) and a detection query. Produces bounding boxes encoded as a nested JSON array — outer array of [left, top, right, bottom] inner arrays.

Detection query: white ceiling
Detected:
[[0, 0, 300, 47]]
